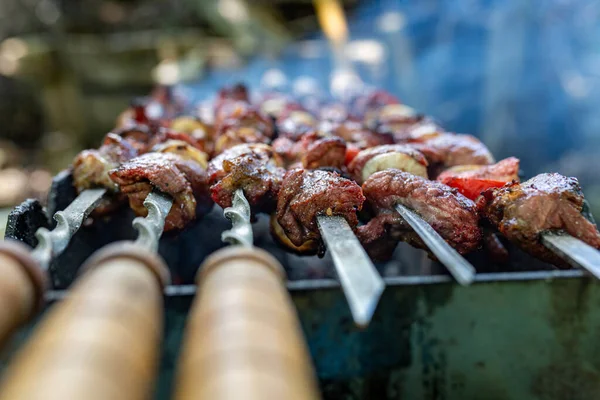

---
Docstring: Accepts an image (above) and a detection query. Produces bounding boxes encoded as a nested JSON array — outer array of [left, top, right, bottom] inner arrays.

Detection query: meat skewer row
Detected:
[[359, 94, 600, 274], [206, 113, 384, 326]]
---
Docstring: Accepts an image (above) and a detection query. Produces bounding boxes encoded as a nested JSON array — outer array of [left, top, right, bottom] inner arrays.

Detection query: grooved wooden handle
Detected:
[[0, 242, 169, 400], [174, 247, 321, 400], [0, 241, 46, 350]]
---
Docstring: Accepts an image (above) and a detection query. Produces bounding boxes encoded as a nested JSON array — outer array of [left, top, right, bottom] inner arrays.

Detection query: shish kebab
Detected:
[[204, 86, 385, 327], [259, 83, 600, 277], [0, 182, 173, 399], [0, 92, 209, 349], [352, 97, 600, 277]]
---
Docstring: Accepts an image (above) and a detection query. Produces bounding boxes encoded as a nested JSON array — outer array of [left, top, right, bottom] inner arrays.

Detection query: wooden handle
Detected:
[[0, 241, 47, 349], [173, 247, 321, 400], [0, 242, 169, 400]]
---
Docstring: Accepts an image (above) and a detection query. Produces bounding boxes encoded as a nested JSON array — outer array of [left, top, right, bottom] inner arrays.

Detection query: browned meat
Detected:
[[272, 132, 347, 170], [111, 125, 155, 153], [109, 152, 212, 232], [257, 93, 301, 119], [409, 133, 494, 177], [208, 144, 285, 213], [169, 116, 215, 155], [325, 120, 393, 150], [275, 109, 318, 140], [351, 90, 400, 119], [392, 117, 442, 142], [478, 173, 600, 267], [214, 101, 274, 154], [72, 133, 139, 214], [358, 169, 481, 260], [364, 104, 425, 137], [348, 144, 429, 184], [276, 169, 365, 252], [214, 83, 249, 117]]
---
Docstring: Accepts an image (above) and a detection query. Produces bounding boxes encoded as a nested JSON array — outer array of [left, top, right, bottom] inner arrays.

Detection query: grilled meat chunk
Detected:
[[208, 144, 285, 214], [214, 101, 274, 154], [276, 169, 365, 252], [358, 169, 481, 260], [111, 125, 155, 153], [410, 133, 494, 177], [109, 152, 212, 232], [72, 133, 138, 214], [351, 90, 400, 119], [328, 120, 393, 150], [214, 83, 250, 117], [169, 116, 214, 154], [272, 132, 347, 170], [364, 104, 424, 137], [478, 173, 600, 267], [275, 109, 318, 140], [437, 157, 520, 200], [348, 144, 429, 184]]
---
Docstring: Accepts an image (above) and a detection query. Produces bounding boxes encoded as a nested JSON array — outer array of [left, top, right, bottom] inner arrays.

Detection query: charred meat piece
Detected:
[[409, 133, 494, 177], [111, 124, 155, 153], [276, 169, 365, 252], [396, 120, 444, 142], [437, 157, 520, 200], [214, 83, 250, 117], [275, 109, 318, 140], [364, 104, 424, 137], [214, 101, 274, 154], [351, 90, 400, 119], [348, 144, 429, 184], [169, 116, 215, 155], [208, 144, 285, 214], [258, 93, 302, 119], [358, 169, 481, 260], [72, 133, 138, 214], [109, 152, 212, 232], [325, 120, 394, 150], [272, 132, 347, 170], [478, 173, 600, 267]]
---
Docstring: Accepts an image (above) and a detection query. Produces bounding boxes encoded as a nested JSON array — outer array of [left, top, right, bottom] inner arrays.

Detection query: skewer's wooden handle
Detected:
[[0, 242, 169, 400], [174, 246, 321, 400], [0, 241, 47, 349]]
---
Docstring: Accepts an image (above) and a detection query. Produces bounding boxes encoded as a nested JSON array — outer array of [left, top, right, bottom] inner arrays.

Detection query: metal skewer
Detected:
[[394, 204, 476, 286], [30, 188, 106, 270], [541, 232, 600, 279], [317, 215, 385, 327], [224, 189, 384, 327], [132, 190, 174, 251]]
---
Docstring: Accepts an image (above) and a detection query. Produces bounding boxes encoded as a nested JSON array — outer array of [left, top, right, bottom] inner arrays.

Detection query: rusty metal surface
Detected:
[[6, 273, 599, 400]]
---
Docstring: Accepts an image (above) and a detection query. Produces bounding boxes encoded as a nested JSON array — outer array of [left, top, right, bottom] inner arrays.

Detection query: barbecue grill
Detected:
[[4, 166, 599, 400]]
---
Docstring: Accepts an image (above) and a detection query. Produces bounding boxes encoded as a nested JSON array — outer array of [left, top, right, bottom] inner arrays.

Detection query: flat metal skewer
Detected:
[[30, 188, 106, 270], [132, 190, 174, 251], [394, 204, 476, 286], [541, 232, 600, 279], [317, 215, 385, 327]]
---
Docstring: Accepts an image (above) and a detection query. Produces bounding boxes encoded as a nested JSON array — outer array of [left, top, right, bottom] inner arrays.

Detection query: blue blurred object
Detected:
[[187, 0, 600, 216]]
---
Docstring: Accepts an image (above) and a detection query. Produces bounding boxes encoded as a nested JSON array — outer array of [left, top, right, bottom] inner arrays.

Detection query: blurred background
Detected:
[[1, 0, 600, 233]]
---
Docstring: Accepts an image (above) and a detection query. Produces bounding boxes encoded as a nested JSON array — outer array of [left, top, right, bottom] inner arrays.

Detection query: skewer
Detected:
[[541, 232, 600, 279], [173, 187, 320, 400], [31, 187, 106, 270], [0, 187, 106, 349], [0, 189, 172, 400], [394, 204, 476, 286], [317, 215, 385, 326], [314, 0, 474, 288]]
